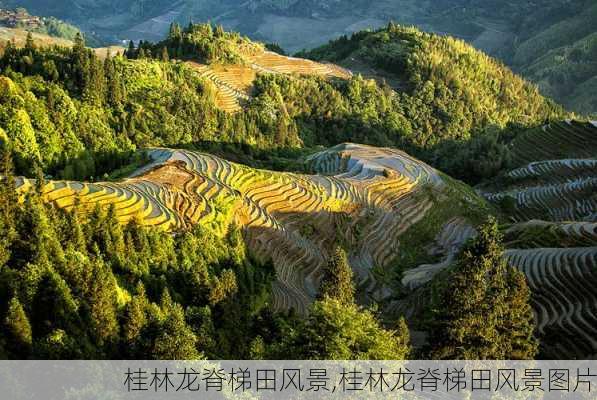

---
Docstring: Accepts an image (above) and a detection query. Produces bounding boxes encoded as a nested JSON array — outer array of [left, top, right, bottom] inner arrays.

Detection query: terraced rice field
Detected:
[[505, 247, 597, 359], [245, 51, 352, 79], [401, 217, 477, 289], [506, 220, 597, 248], [15, 143, 458, 313], [484, 156, 597, 222], [188, 62, 255, 112], [17, 136, 595, 357], [187, 50, 352, 112], [500, 209, 597, 359], [509, 120, 597, 166], [477, 123, 597, 357]]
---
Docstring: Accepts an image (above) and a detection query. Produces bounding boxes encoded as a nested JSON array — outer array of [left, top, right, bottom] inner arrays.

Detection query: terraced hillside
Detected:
[[504, 246, 597, 359], [14, 143, 479, 313], [388, 119, 597, 358], [396, 220, 597, 359], [478, 120, 597, 358], [509, 121, 597, 167], [11, 130, 596, 357], [485, 121, 597, 223], [187, 50, 352, 112]]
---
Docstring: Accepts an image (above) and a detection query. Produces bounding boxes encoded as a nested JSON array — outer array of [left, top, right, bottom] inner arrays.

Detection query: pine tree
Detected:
[[123, 283, 148, 344], [69, 32, 91, 96], [395, 316, 411, 357], [73, 32, 85, 53], [151, 290, 201, 359], [387, 20, 398, 34], [24, 32, 35, 51], [500, 267, 539, 359], [275, 118, 289, 146], [429, 217, 538, 359], [4, 296, 32, 355], [317, 246, 355, 305], [284, 298, 410, 360], [67, 208, 86, 250], [214, 24, 225, 38], [87, 258, 119, 346], [3, 39, 18, 66], [82, 57, 106, 104], [105, 57, 126, 107], [0, 151, 17, 268], [126, 40, 136, 59], [168, 22, 182, 41], [30, 268, 79, 339], [208, 269, 238, 305]]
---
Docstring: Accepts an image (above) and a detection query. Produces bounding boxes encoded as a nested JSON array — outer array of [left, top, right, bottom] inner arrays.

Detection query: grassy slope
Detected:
[[0, 27, 73, 50]]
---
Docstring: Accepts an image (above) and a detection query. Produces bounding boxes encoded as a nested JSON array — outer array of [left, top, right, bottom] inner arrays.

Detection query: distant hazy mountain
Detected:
[[3, 0, 596, 113], [0, 1, 576, 50]]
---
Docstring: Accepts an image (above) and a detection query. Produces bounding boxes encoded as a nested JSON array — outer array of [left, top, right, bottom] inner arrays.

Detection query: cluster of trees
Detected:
[[125, 22, 263, 64], [427, 218, 538, 359], [0, 32, 298, 178], [257, 247, 411, 360], [0, 33, 132, 176], [0, 152, 275, 359]]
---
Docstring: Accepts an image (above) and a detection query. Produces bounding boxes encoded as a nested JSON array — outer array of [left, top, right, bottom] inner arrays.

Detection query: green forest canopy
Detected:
[[0, 23, 569, 183], [0, 23, 554, 359]]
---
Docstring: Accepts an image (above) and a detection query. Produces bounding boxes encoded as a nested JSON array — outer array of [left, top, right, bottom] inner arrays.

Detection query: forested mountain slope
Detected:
[[298, 24, 570, 180], [4, 0, 595, 112], [0, 23, 595, 360], [0, 23, 566, 185]]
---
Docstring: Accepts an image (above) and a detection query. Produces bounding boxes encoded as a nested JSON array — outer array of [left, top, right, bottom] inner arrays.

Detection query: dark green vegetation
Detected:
[[0, 154, 276, 359], [0, 23, 561, 359], [317, 246, 355, 305], [511, 2, 597, 114], [264, 247, 411, 360], [427, 218, 538, 359], [127, 22, 262, 64], [0, 31, 295, 178]]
